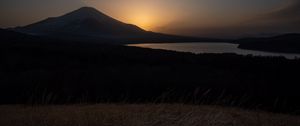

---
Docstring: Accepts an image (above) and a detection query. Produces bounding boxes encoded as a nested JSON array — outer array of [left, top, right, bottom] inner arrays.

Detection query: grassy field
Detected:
[[1, 104, 299, 126]]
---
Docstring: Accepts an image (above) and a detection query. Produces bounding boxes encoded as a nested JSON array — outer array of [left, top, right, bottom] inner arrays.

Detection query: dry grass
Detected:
[[0, 104, 299, 126]]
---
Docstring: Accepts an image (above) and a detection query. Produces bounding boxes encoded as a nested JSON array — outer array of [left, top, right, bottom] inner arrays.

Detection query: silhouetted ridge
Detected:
[[272, 33, 300, 39]]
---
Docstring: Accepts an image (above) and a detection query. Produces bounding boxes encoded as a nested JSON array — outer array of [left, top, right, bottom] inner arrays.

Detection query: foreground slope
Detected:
[[1, 28, 300, 113], [1, 104, 299, 126]]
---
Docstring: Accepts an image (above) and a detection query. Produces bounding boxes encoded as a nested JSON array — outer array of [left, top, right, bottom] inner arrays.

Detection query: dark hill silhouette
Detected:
[[0, 28, 34, 40], [14, 7, 224, 44], [237, 33, 300, 53], [0, 28, 75, 46], [0, 28, 50, 46]]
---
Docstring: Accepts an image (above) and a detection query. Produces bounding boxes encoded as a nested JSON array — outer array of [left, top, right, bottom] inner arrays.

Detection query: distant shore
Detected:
[[237, 33, 300, 54]]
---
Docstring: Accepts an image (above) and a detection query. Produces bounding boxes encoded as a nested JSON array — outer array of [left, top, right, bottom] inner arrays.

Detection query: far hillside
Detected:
[[237, 33, 300, 53]]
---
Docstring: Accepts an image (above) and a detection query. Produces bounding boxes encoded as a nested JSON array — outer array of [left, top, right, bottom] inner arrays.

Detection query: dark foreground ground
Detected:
[[1, 104, 300, 126], [1, 30, 300, 114]]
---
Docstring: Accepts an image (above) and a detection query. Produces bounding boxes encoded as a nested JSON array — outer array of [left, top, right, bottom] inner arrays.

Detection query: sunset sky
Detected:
[[1, 0, 300, 37]]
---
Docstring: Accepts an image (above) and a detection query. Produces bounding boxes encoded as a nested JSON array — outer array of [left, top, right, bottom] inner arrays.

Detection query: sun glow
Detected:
[[126, 13, 154, 31], [83, 0, 178, 32]]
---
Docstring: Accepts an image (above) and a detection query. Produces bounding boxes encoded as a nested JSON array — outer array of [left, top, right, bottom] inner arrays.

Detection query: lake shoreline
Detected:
[[127, 42, 300, 59]]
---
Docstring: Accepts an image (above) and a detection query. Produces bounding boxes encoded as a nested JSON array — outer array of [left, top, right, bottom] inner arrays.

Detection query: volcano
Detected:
[[15, 7, 221, 44]]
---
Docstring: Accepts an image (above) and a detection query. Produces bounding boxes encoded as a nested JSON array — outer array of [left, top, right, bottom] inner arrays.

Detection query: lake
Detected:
[[127, 42, 300, 59]]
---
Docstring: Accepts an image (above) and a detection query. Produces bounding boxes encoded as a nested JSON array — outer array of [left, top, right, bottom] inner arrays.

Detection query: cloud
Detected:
[[250, 0, 300, 30], [267, 0, 300, 19], [155, 0, 300, 38], [196, 0, 300, 38]]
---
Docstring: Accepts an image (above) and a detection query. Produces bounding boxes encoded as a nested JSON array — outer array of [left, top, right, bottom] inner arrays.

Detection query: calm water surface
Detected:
[[127, 42, 300, 59]]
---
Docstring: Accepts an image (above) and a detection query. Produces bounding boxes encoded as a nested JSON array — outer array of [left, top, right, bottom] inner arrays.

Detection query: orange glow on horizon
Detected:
[[83, 1, 178, 31], [124, 12, 155, 31]]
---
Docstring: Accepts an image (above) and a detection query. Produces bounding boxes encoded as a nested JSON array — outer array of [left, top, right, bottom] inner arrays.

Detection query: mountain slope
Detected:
[[0, 28, 33, 40], [14, 7, 223, 44], [237, 33, 300, 53], [0, 28, 41, 45]]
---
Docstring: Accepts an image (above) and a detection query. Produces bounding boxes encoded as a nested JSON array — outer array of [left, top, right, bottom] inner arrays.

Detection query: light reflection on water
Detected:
[[127, 42, 300, 59]]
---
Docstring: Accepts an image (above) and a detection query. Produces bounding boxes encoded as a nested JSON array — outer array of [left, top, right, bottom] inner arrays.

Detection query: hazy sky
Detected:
[[1, 0, 299, 37]]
